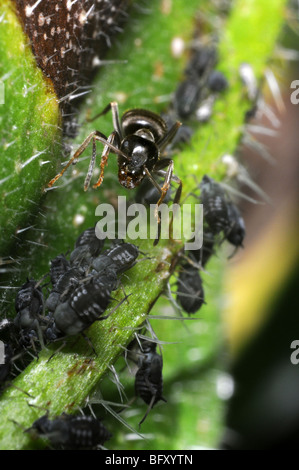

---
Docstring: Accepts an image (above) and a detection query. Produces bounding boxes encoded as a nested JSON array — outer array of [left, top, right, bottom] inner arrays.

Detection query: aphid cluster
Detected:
[[0, 227, 141, 447], [162, 44, 229, 148], [199, 175, 246, 248], [176, 175, 246, 315], [46, 239, 138, 341], [0, 228, 139, 384]]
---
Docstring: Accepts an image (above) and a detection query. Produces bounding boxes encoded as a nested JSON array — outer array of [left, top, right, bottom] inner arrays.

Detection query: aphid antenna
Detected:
[[134, 331, 144, 351], [150, 314, 201, 321], [143, 319, 160, 346], [119, 345, 135, 373], [89, 395, 145, 440], [174, 289, 206, 303], [137, 333, 181, 346], [108, 364, 127, 403], [242, 132, 276, 166], [163, 281, 185, 318], [119, 324, 144, 333]]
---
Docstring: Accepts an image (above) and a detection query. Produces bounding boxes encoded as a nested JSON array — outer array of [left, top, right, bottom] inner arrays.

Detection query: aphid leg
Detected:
[[81, 332, 97, 356], [95, 398, 143, 439], [92, 131, 119, 190], [138, 394, 156, 428], [46, 341, 67, 363], [138, 391, 167, 429]]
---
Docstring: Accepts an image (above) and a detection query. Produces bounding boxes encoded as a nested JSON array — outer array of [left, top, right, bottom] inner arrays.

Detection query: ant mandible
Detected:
[[48, 102, 183, 244]]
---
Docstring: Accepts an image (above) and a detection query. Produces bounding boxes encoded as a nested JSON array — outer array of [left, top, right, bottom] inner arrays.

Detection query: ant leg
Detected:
[[143, 168, 164, 195], [48, 131, 99, 188], [87, 102, 113, 122], [157, 121, 181, 153], [92, 131, 120, 189], [87, 101, 123, 139], [155, 161, 183, 207], [111, 102, 123, 139], [83, 138, 97, 191], [48, 130, 125, 189], [156, 166, 182, 205], [153, 165, 182, 246], [142, 168, 164, 244]]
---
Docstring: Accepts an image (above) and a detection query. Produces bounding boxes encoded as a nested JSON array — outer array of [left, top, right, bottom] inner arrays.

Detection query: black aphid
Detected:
[[70, 227, 105, 267], [14, 279, 44, 331], [207, 70, 229, 93], [49, 254, 71, 288], [173, 77, 203, 119], [199, 175, 230, 235], [27, 413, 112, 449], [225, 202, 246, 248], [191, 230, 216, 268], [176, 264, 205, 314], [135, 341, 166, 426], [93, 242, 139, 275], [45, 266, 84, 313], [185, 46, 217, 78]]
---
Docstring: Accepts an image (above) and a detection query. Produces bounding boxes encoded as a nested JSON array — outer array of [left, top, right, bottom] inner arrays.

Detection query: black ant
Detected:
[[48, 102, 183, 243]]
